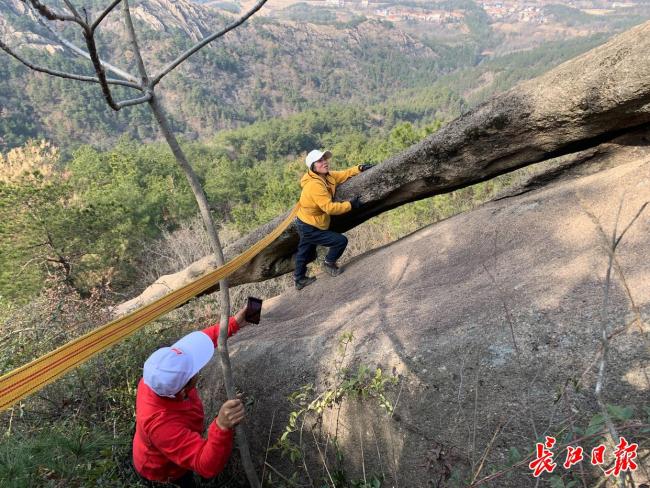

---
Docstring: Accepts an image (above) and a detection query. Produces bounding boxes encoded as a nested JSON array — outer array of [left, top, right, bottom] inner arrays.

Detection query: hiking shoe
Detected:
[[323, 261, 341, 277], [295, 276, 316, 290]]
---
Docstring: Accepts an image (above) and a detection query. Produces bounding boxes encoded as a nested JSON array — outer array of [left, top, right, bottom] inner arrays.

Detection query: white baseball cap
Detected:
[[305, 149, 332, 170], [143, 331, 214, 397]]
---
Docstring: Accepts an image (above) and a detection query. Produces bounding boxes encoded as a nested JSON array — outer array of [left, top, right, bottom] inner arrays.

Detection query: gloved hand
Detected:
[[350, 196, 362, 209], [358, 163, 375, 172]]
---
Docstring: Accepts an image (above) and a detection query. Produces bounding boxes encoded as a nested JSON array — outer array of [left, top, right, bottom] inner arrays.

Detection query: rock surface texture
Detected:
[[211, 134, 650, 486], [114, 21, 650, 317]]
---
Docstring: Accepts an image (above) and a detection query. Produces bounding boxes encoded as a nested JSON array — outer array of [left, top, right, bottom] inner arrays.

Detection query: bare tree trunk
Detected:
[[120, 1, 259, 484], [148, 95, 260, 488]]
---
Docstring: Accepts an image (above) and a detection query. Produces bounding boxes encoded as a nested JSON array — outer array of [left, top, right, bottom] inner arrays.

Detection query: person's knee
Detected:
[[339, 234, 348, 247]]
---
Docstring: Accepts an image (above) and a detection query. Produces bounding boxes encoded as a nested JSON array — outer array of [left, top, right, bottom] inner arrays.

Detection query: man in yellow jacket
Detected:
[[294, 149, 373, 290]]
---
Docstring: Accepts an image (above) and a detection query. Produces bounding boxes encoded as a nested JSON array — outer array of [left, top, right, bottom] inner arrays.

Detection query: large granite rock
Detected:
[[216, 134, 650, 487], [114, 21, 650, 317]]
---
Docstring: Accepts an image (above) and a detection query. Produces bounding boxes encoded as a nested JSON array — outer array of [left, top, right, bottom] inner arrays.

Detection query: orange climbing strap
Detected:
[[0, 205, 299, 411]]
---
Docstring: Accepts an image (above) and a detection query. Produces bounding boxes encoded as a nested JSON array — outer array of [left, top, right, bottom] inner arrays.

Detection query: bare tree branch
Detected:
[[91, 0, 122, 32], [115, 92, 152, 108], [35, 14, 138, 83], [151, 0, 269, 86], [482, 263, 521, 357], [119, 0, 260, 480], [6, 1, 268, 483], [471, 420, 506, 484], [62, 0, 83, 20], [121, 0, 149, 83], [81, 26, 122, 110], [590, 199, 647, 488], [26, 1, 136, 110], [108, 3, 151, 107], [595, 199, 625, 488], [0, 39, 140, 88]]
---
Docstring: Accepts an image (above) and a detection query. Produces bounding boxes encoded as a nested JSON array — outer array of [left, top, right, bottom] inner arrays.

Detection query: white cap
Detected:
[[305, 149, 332, 170], [143, 331, 214, 397]]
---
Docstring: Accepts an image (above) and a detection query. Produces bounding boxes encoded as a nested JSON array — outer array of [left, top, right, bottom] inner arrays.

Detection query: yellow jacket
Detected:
[[296, 166, 361, 230]]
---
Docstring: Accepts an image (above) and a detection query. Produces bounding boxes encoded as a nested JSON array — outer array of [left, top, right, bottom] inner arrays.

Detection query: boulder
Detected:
[[212, 132, 650, 486]]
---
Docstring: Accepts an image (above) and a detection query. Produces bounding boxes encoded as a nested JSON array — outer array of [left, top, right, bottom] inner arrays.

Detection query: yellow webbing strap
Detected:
[[0, 205, 299, 411]]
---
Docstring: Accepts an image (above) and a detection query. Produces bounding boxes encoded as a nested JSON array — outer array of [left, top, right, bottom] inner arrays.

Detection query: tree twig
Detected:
[[62, 0, 83, 20], [115, 92, 152, 108], [482, 263, 520, 357], [369, 422, 385, 482], [470, 367, 480, 469], [263, 462, 304, 487], [81, 24, 121, 110], [584, 199, 647, 488], [485, 232, 541, 440], [121, 0, 149, 84], [390, 374, 403, 420], [261, 409, 276, 485], [299, 416, 314, 487], [0, 327, 39, 345], [614, 202, 648, 249], [471, 420, 505, 484], [24, 6, 135, 110], [595, 199, 625, 488], [91, 0, 123, 32], [359, 422, 367, 485], [311, 429, 336, 488]]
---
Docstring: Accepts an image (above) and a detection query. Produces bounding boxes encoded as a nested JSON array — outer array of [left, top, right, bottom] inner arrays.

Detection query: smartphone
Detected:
[[245, 297, 263, 324]]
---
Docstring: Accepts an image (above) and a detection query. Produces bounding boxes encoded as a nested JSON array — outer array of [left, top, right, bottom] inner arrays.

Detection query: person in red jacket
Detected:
[[132, 307, 251, 487]]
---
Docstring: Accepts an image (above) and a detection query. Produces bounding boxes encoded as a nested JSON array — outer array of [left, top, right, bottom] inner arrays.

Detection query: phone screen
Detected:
[[245, 297, 263, 324]]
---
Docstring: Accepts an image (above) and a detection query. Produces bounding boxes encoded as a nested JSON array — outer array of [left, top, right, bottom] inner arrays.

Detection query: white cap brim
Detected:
[[305, 149, 332, 168]]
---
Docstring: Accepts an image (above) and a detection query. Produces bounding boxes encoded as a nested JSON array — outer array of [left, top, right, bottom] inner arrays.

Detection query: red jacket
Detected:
[[133, 317, 240, 482]]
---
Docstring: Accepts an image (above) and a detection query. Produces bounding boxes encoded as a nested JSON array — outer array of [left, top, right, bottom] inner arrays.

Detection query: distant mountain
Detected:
[[0, 0, 452, 151], [2, 0, 642, 153]]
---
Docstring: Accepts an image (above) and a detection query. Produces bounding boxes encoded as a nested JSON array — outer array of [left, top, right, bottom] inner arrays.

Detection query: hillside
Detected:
[[1, 0, 644, 152], [0, 0, 445, 150]]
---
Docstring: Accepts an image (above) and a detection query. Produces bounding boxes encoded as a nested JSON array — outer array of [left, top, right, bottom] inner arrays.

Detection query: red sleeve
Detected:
[[148, 419, 234, 479], [201, 316, 240, 347]]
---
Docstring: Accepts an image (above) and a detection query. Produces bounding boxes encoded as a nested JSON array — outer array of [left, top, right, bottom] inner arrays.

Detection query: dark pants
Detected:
[[294, 218, 348, 281], [138, 470, 196, 488]]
